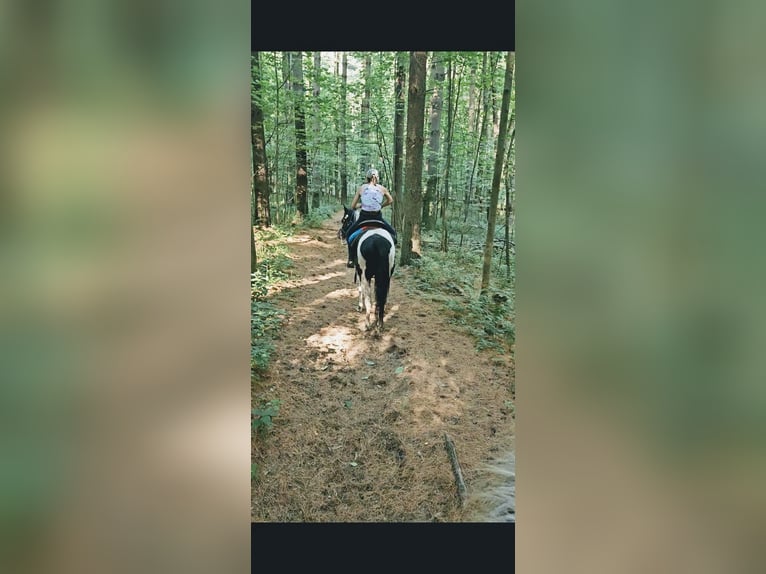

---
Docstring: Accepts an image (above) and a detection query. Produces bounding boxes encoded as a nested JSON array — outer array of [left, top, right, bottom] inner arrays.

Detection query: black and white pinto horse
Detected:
[[338, 206, 396, 331]]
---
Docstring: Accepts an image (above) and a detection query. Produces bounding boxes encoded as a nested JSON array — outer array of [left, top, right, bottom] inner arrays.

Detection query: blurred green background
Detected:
[[518, 1, 766, 572], [1, 1, 250, 573]]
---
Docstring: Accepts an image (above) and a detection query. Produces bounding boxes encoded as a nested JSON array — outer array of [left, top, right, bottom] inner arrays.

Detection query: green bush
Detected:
[[251, 226, 291, 377], [252, 399, 282, 436], [406, 249, 515, 353], [299, 204, 336, 229]]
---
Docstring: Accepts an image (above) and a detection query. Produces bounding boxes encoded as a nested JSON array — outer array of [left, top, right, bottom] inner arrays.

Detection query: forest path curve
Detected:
[[252, 211, 514, 522]]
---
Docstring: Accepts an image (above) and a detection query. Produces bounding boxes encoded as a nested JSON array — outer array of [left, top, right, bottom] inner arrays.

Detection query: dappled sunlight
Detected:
[[316, 257, 347, 271], [306, 287, 358, 308], [271, 270, 346, 291], [305, 325, 363, 363], [383, 302, 400, 322], [408, 371, 466, 426], [285, 235, 335, 249]]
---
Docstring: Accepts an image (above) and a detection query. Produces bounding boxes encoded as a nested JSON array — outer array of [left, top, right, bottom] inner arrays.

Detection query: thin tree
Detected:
[[504, 124, 515, 280], [392, 51, 407, 232], [476, 51, 502, 220], [340, 52, 349, 206], [334, 52, 341, 201], [282, 52, 293, 217], [290, 51, 309, 217], [423, 53, 445, 231], [399, 51, 428, 266], [311, 51, 321, 209], [441, 54, 463, 252], [252, 51, 271, 227], [504, 52, 516, 281], [480, 51, 514, 293], [360, 53, 372, 173], [462, 52, 490, 241]]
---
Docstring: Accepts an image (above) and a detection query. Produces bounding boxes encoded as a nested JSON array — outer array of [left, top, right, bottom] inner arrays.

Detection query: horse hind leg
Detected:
[[363, 280, 374, 330]]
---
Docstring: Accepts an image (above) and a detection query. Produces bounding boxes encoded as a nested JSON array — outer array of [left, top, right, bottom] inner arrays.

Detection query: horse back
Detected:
[[359, 230, 394, 275]]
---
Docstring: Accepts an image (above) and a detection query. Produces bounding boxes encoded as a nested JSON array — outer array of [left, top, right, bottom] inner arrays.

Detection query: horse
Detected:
[[338, 206, 396, 331]]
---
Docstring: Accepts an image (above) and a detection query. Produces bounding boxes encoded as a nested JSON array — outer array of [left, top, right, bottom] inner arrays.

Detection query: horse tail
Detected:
[[374, 258, 390, 325], [361, 235, 392, 325]]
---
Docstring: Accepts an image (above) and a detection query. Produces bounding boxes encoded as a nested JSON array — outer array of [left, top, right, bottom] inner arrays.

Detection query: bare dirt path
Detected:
[[251, 211, 514, 522]]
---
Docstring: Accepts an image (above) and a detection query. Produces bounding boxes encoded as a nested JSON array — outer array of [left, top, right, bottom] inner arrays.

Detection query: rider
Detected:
[[345, 168, 397, 268]]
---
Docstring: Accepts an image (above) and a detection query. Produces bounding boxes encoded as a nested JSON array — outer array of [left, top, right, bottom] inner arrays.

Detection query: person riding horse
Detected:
[[345, 168, 398, 268]]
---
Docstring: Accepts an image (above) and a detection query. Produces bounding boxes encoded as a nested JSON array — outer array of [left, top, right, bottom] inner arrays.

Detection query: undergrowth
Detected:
[[251, 226, 291, 379], [404, 245, 515, 354], [252, 225, 293, 482], [299, 204, 336, 228]]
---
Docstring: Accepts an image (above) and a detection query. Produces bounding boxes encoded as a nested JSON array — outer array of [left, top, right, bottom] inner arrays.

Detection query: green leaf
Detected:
[[394, 366, 404, 374], [343, 400, 352, 409]]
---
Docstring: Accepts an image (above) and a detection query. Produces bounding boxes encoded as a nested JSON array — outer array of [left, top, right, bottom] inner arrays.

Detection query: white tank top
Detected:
[[360, 184, 383, 212]]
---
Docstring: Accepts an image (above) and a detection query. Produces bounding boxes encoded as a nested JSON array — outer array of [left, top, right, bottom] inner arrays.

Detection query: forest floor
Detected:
[[251, 210, 514, 522]]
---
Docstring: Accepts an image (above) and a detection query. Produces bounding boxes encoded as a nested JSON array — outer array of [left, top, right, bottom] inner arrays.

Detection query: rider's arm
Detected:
[[350, 188, 362, 210], [381, 187, 394, 208]]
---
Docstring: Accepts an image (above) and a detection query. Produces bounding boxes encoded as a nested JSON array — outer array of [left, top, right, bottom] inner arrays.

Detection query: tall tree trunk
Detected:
[[272, 52, 282, 222], [481, 52, 514, 293], [335, 52, 341, 201], [504, 125, 515, 280], [360, 53, 371, 173], [251, 225, 257, 275], [399, 51, 428, 266], [392, 51, 407, 232], [252, 51, 271, 227], [478, 52, 501, 220], [475, 51, 493, 222], [291, 51, 309, 217], [311, 51, 321, 209], [490, 51, 502, 139], [504, 52, 516, 281], [441, 55, 461, 253], [282, 52, 293, 219], [340, 52, 349, 206], [423, 54, 445, 231]]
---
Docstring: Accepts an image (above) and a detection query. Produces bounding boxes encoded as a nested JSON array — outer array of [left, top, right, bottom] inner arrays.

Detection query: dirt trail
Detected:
[[251, 211, 514, 522]]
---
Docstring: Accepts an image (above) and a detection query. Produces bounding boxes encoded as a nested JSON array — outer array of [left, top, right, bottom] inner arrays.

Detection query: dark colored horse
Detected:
[[339, 206, 396, 331]]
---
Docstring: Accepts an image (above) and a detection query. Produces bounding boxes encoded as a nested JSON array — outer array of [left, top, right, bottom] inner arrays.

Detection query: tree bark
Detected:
[[291, 51, 309, 217], [441, 55, 461, 253], [252, 51, 271, 227], [399, 51, 428, 266], [481, 52, 514, 293], [392, 51, 407, 232], [423, 54, 445, 231], [311, 51, 321, 209], [334, 52, 341, 201], [478, 52, 501, 220], [360, 53, 372, 174], [340, 52, 349, 206]]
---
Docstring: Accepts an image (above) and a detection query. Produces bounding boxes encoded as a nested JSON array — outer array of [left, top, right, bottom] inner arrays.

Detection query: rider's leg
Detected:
[[347, 238, 356, 268]]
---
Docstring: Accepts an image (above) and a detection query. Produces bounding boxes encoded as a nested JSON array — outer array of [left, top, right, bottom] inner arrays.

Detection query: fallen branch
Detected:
[[444, 432, 467, 506]]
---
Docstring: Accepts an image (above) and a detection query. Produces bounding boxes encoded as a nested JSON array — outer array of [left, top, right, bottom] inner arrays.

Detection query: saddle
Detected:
[[348, 220, 398, 246]]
